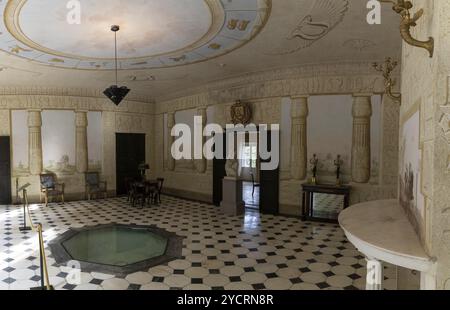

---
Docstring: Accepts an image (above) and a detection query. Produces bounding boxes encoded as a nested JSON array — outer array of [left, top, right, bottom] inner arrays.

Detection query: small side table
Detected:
[[301, 183, 351, 223]]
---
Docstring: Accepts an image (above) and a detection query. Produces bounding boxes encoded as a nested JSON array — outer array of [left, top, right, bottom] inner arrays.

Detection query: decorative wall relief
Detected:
[[116, 113, 145, 133], [343, 39, 376, 52], [42, 111, 76, 174], [268, 0, 348, 55]]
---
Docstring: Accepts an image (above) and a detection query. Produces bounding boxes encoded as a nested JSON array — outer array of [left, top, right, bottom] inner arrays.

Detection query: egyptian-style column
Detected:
[[290, 96, 309, 180], [167, 112, 176, 171], [28, 110, 43, 175], [195, 107, 207, 174], [75, 111, 88, 173], [351, 94, 372, 183]]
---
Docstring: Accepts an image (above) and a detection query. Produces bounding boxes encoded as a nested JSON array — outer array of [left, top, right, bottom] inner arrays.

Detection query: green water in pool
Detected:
[[62, 226, 168, 266]]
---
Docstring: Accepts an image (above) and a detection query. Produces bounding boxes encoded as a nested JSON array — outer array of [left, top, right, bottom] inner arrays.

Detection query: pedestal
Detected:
[[220, 177, 245, 216]]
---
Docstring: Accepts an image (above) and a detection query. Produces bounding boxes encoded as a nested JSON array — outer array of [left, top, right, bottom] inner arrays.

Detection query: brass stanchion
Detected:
[[20, 189, 54, 290], [30, 223, 53, 290], [19, 188, 31, 232]]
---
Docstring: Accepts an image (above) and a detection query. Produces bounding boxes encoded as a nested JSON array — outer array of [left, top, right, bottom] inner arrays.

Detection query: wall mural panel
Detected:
[[42, 111, 76, 174], [308, 95, 353, 182], [307, 95, 381, 183], [399, 109, 425, 233], [88, 112, 102, 171], [11, 110, 28, 176]]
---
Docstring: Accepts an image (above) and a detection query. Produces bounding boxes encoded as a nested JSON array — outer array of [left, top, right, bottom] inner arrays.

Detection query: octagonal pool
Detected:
[[49, 224, 183, 276]]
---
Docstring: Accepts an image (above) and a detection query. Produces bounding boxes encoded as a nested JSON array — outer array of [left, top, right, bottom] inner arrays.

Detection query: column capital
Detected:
[[75, 111, 88, 127], [27, 110, 42, 127], [291, 97, 309, 118], [352, 97, 373, 118], [196, 107, 207, 118], [167, 112, 176, 128]]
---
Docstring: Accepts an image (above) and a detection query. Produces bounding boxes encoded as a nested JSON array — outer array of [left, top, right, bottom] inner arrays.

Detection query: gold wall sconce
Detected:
[[372, 57, 401, 102], [379, 0, 434, 58]]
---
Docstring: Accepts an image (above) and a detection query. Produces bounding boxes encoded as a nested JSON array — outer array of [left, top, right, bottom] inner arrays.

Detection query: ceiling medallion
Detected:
[[0, 0, 271, 70], [103, 25, 130, 106], [231, 100, 252, 125]]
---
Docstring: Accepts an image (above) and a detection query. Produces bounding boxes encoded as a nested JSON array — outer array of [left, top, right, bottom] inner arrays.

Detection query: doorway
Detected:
[[239, 133, 260, 210], [115, 133, 146, 196], [212, 129, 279, 215], [0, 136, 12, 204]]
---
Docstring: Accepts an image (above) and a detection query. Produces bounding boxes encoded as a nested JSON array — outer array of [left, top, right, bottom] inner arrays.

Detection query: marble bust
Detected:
[[225, 159, 239, 178]]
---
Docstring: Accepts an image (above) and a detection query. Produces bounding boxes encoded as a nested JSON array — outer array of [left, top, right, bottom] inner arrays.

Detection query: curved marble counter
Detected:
[[339, 199, 436, 290]]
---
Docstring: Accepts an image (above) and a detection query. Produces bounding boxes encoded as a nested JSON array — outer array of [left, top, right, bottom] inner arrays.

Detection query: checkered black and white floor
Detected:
[[0, 196, 397, 290]]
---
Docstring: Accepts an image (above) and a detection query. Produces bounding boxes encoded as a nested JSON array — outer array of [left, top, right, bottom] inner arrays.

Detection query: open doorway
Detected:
[[239, 136, 260, 210], [115, 133, 146, 196], [212, 128, 279, 215]]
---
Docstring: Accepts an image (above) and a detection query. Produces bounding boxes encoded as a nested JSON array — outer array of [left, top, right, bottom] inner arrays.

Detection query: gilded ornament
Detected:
[[230, 100, 252, 125]]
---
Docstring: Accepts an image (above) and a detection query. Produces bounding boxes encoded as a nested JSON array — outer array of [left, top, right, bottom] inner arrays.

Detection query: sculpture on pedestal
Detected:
[[225, 159, 239, 178]]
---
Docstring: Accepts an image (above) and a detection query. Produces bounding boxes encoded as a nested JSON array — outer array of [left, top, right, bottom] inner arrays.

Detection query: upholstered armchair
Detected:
[[85, 172, 107, 200], [40, 173, 65, 207]]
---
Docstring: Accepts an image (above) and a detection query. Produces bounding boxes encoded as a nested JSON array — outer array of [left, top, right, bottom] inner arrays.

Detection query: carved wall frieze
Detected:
[[156, 62, 398, 105], [0, 94, 154, 115], [115, 113, 147, 134], [0, 86, 153, 103], [156, 75, 385, 114]]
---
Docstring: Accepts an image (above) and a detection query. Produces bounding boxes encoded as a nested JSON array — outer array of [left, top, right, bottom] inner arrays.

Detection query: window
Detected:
[[242, 143, 257, 168]]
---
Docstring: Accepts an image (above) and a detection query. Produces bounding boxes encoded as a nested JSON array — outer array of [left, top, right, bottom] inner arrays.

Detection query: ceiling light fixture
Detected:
[[103, 25, 130, 106]]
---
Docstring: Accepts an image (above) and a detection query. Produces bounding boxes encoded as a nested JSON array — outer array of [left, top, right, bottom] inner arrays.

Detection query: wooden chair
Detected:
[[148, 178, 164, 205], [251, 172, 260, 197], [131, 182, 147, 208], [85, 172, 107, 200], [40, 173, 65, 207]]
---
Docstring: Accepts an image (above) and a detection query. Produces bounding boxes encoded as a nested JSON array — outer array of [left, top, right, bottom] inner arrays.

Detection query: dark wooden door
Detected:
[[212, 132, 226, 206], [0, 137, 12, 204], [259, 130, 280, 215], [116, 133, 146, 196]]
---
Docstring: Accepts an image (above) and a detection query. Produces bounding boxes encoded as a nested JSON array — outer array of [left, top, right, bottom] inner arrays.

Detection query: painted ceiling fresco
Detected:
[[0, 0, 271, 70]]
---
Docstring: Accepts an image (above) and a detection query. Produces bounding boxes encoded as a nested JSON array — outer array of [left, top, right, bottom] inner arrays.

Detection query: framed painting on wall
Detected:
[[399, 106, 425, 236]]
